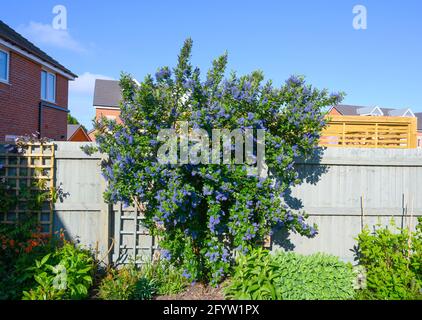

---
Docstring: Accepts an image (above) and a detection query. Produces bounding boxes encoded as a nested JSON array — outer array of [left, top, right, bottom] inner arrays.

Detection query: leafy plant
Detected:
[[140, 259, 188, 295], [98, 259, 187, 300], [224, 249, 356, 300], [98, 264, 143, 300], [224, 248, 280, 300], [90, 39, 343, 285], [355, 218, 422, 300], [272, 252, 356, 300], [22, 242, 95, 300], [132, 277, 156, 300], [0, 219, 55, 300]]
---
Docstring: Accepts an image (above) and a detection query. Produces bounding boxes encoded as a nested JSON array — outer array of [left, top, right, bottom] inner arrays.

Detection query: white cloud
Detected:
[[70, 72, 114, 94], [68, 72, 115, 129], [17, 22, 86, 53]]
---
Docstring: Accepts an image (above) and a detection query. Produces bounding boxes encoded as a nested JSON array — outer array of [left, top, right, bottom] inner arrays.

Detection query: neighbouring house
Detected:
[[0, 20, 77, 142], [89, 79, 122, 142], [414, 113, 422, 148], [93, 79, 122, 123], [67, 124, 91, 142], [329, 104, 416, 118]]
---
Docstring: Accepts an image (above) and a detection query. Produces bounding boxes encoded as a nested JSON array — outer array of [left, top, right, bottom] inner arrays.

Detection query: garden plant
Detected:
[[355, 218, 422, 300], [90, 39, 344, 285]]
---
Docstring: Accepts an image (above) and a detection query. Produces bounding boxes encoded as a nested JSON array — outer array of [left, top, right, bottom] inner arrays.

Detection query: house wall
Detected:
[[0, 50, 69, 141], [95, 107, 122, 123], [328, 107, 341, 115]]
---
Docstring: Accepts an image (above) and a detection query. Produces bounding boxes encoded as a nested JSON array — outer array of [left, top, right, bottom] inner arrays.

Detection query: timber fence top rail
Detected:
[[296, 147, 422, 166], [53, 142, 422, 166]]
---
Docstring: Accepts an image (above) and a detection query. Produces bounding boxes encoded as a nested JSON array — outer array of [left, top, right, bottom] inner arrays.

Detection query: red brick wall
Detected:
[[0, 50, 69, 141], [41, 107, 68, 141], [95, 108, 122, 123], [328, 107, 341, 115]]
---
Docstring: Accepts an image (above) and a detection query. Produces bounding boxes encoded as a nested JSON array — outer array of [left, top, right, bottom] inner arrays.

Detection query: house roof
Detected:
[[67, 124, 81, 139], [332, 105, 415, 117], [0, 20, 77, 78], [93, 79, 122, 108], [67, 124, 91, 141], [414, 113, 422, 131]]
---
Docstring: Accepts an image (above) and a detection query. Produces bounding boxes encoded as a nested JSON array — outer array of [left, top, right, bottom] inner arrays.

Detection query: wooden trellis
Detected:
[[0, 143, 55, 234], [113, 203, 159, 266]]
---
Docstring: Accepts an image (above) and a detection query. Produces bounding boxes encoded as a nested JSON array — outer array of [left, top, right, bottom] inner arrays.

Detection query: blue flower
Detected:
[[155, 68, 171, 81], [161, 249, 171, 260], [182, 270, 191, 279]]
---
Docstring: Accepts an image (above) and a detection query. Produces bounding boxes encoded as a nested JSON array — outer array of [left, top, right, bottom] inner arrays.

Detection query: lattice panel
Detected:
[[0, 143, 55, 234], [113, 203, 159, 265]]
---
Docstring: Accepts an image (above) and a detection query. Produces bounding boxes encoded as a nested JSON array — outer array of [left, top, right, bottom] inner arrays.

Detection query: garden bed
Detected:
[[155, 283, 224, 300]]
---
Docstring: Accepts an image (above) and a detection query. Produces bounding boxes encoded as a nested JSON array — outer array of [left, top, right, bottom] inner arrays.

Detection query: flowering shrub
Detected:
[[91, 39, 343, 285]]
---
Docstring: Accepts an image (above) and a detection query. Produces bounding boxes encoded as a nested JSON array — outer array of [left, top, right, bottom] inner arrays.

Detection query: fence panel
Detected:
[[320, 115, 417, 149], [11, 143, 419, 265]]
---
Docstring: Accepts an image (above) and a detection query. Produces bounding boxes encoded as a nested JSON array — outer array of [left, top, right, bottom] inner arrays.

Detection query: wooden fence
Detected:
[[320, 115, 417, 149], [3, 142, 422, 264]]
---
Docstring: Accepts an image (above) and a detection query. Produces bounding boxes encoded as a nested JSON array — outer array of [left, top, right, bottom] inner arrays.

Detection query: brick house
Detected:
[[93, 79, 122, 123], [0, 20, 77, 142]]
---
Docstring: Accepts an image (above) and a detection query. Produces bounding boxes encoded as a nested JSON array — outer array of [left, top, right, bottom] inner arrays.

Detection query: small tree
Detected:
[[92, 39, 343, 285]]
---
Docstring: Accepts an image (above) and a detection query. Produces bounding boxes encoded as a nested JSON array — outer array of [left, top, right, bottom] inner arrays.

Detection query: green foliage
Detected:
[[98, 264, 144, 300], [132, 277, 156, 300], [0, 219, 55, 300], [272, 252, 356, 300], [98, 259, 187, 300], [0, 178, 18, 213], [22, 242, 95, 300], [355, 218, 422, 300], [68, 113, 87, 132], [140, 259, 188, 295], [224, 248, 356, 300], [224, 248, 281, 300]]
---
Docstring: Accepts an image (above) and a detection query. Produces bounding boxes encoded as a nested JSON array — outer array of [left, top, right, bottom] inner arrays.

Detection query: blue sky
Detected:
[[2, 0, 422, 129]]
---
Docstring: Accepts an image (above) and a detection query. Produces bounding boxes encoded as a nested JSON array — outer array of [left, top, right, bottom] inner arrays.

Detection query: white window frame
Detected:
[[0, 48, 9, 83], [5, 135, 19, 142], [41, 69, 56, 103]]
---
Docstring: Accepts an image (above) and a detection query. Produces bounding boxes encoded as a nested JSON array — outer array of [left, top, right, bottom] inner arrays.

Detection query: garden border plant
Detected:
[[88, 38, 344, 285]]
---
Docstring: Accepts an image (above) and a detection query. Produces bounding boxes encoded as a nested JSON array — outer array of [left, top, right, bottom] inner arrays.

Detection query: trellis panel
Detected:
[[0, 143, 55, 234]]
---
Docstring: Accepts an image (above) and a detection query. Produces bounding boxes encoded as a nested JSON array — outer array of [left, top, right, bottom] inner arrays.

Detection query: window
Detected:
[[5, 135, 19, 142], [0, 49, 9, 82], [41, 70, 56, 102]]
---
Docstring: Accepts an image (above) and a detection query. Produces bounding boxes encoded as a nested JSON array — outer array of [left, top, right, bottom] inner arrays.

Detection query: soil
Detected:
[[155, 283, 225, 300]]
